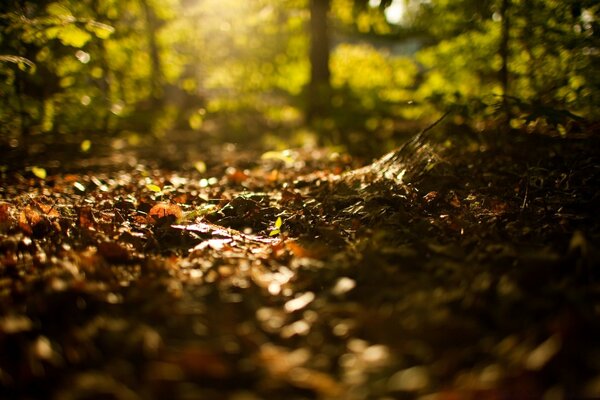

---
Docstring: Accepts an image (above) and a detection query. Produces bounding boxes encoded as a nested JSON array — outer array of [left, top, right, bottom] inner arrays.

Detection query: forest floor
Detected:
[[1, 122, 600, 400]]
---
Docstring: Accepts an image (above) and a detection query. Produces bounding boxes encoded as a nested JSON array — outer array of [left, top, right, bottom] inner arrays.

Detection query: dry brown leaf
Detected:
[[0, 202, 16, 231], [171, 346, 231, 379], [78, 206, 96, 230], [226, 168, 248, 184]]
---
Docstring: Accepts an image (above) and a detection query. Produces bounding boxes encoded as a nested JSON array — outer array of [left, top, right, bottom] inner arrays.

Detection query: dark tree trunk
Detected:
[[499, 0, 510, 113], [307, 0, 331, 122], [92, 0, 112, 132], [140, 0, 164, 101]]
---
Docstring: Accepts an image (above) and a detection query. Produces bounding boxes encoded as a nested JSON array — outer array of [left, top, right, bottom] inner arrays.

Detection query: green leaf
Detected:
[[32, 166, 47, 179], [146, 184, 162, 193]]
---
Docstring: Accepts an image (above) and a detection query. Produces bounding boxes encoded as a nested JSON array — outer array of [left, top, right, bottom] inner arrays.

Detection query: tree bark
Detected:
[[499, 0, 510, 113], [140, 0, 164, 101], [307, 0, 331, 122], [91, 0, 112, 132]]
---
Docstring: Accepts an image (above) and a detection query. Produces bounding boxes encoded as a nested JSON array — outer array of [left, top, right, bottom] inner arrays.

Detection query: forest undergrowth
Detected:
[[1, 122, 599, 400]]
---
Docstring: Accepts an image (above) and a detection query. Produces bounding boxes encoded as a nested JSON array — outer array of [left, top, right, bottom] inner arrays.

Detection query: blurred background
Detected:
[[1, 0, 598, 159]]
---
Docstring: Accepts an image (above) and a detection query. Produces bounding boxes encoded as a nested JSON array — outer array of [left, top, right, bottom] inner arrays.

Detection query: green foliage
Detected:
[[0, 0, 597, 147], [412, 0, 599, 120]]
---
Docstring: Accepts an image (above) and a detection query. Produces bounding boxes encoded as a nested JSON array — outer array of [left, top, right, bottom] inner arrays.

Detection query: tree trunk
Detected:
[[92, 0, 112, 132], [140, 0, 164, 101], [307, 0, 331, 122], [499, 0, 510, 115]]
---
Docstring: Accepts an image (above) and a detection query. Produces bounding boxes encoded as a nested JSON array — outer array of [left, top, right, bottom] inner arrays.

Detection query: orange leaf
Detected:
[[19, 205, 42, 235], [148, 203, 183, 224], [423, 191, 439, 204], [226, 168, 248, 184], [0, 202, 15, 231], [449, 193, 461, 208]]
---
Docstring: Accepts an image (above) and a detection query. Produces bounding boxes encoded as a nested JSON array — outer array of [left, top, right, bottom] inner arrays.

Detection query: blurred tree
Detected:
[[0, 0, 115, 139], [307, 0, 331, 121], [1, 0, 596, 153], [413, 0, 599, 126], [306, 0, 399, 130], [139, 0, 164, 101], [499, 0, 510, 111]]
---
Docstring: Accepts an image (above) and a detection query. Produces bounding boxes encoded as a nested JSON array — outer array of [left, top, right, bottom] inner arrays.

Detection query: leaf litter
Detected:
[[0, 128, 599, 399]]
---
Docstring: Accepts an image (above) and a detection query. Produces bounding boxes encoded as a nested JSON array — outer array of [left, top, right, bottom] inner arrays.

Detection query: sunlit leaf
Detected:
[[86, 20, 115, 39], [189, 113, 204, 130], [184, 204, 217, 220], [148, 202, 183, 223], [0, 55, 35, 71], [73, 182, 85, 192], [194, 161, 207, 173], [32, 167, 47, 179], [57, 25, 92, 48], [45, 27, 60, 39], [80, 139, 92, 152], [46, 3, 72, 17], [269, 216, 283, 236], [146, 184, 162, 193], [261, 150, 295, 165]]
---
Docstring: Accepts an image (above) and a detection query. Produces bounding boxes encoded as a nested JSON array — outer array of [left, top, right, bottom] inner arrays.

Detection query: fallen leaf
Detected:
[[0, 202, 15, 231], [18, 203, 60, 236], [78, 206, 96, 230], [193, 161, 207, 173], [173, 346, 231, 379], [32, 166, 47, 179], [80, 139, 92, 152], [148, 203, 183, 224], [192, 238, 233, 251], [146, 184, 162, 193], [98, 241, 133, 263], [226, 168, 248, 184]]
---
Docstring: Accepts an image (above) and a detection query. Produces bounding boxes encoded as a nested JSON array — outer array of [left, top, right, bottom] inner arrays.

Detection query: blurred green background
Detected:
[[1, 0, 598, 157]]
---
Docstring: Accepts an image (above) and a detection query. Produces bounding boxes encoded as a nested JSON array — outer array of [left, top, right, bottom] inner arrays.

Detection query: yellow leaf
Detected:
[[86, 21, 115, 39], [58, 25, 92, 48], [269, 229, 280, 237], [46, 3, 71, 17], [275, 216, 283, 228], [261, 150, 294, 164], [146, 184, 162, 193], [32, 167, 47, 179], [194, 161, 207, 174], [80, 139, 91, 152]]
